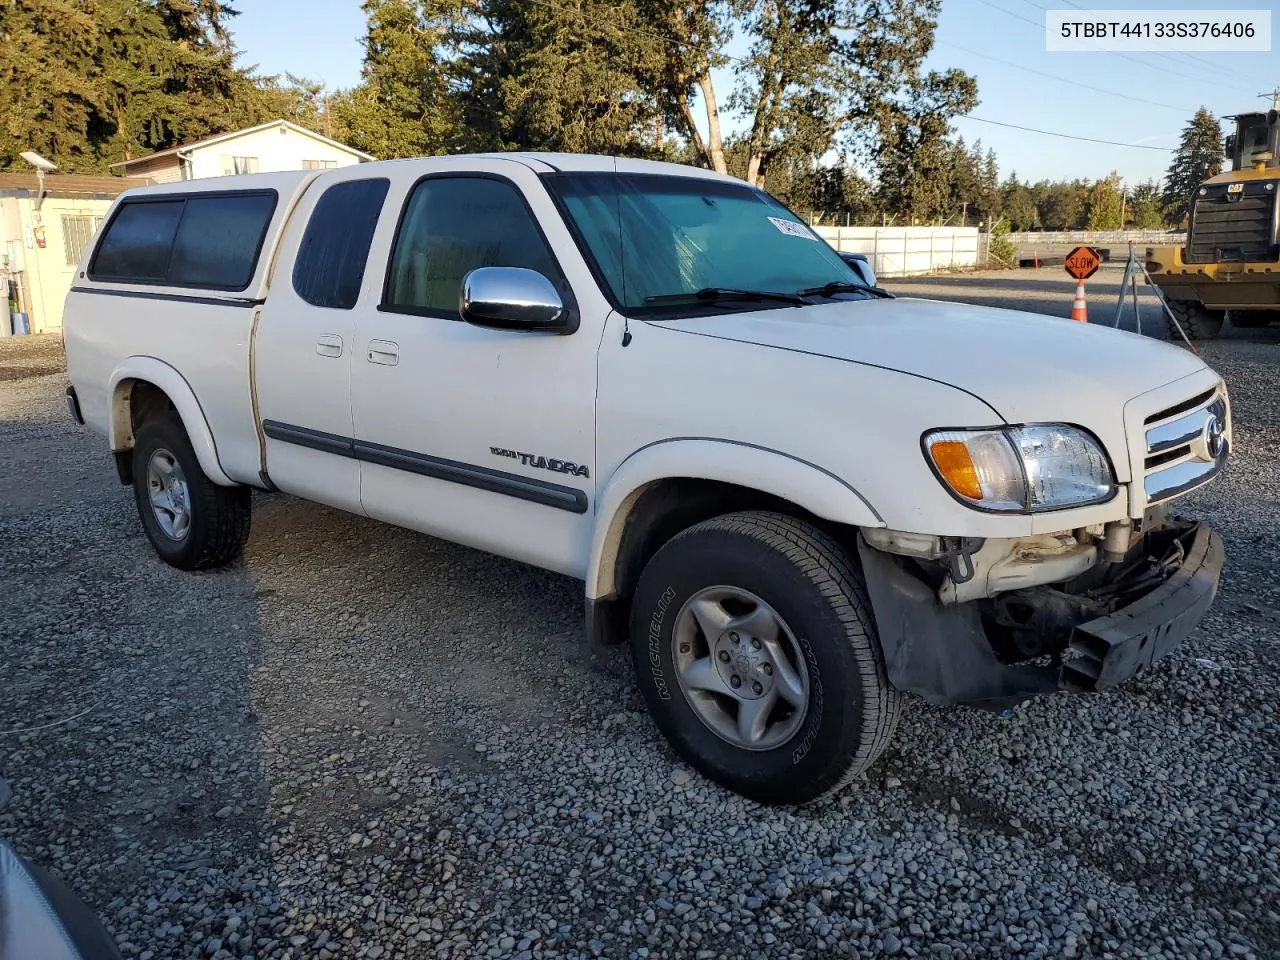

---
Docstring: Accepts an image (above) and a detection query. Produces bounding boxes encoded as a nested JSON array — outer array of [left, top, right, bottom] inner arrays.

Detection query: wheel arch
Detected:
[[586, 439, 884, 606], [108, 357, 234, 486]]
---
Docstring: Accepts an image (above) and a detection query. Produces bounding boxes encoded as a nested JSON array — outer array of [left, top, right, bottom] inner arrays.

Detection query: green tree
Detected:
[[638, 1, 739, 175], [973, 144, 1002, 222], [877, 123, 962, 223], [1128, 179, 1167, 229], [988, 217, 1015, 267], [762, 157, 877, 224], [105, 0, 288, 154], [1085, 171, 1125, 230], [1161, 107, 1223, 226], [1034, 178, 1089, 229], [643, 0, 975, 188], [1001, 173, 1040, 231], [0, 0, 319, 171], [335, 0, 457, 160], [451, 0, 665, 155], [0, 1, 101, 170]]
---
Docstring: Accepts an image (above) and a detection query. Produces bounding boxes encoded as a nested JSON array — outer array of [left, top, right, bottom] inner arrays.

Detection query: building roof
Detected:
[[0, 172, 151, 199], [108, 119, 374, 171]]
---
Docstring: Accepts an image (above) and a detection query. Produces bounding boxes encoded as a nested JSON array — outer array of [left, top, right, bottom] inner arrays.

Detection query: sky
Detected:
[[228, 0, 1280, 187]]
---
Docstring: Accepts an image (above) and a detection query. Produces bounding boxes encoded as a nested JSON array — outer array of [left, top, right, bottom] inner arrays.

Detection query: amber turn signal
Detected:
[[928, 440, 982, 501]]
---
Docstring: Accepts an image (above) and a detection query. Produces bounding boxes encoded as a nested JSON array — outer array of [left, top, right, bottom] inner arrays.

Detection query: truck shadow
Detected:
[[0, 468, 274, 954]]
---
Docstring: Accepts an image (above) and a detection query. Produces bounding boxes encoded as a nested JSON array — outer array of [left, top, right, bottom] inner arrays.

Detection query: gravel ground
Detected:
[[1, 286, 1278, 960], [891, 262, 1280, 345]]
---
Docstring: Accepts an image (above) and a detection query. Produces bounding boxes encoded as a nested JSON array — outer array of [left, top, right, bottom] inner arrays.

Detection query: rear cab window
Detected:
[[89, 190, 278, 291], [292, 178, 391, 310]]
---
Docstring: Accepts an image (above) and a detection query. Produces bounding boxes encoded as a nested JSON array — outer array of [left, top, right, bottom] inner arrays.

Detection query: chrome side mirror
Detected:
[[459, 267, 568, 331]]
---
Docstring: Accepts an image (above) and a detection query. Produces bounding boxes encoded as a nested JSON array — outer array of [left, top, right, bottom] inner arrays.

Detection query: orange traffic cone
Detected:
[[1070, 279, 1088, 323]]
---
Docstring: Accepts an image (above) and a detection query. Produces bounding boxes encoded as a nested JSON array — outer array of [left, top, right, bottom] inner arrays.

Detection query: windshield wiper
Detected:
[[644, 286, 808, 306], [796, 280, 895, 299]]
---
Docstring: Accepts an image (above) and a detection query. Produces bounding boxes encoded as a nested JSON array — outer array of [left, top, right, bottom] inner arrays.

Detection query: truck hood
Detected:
[[658, 296, 1208, 425]]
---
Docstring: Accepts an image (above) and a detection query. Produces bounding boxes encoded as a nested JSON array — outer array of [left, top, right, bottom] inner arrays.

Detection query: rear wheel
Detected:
[[629, 511, 900, 805], [1166, 299, 1224, 340], [131, 413, 250, 570], [1228, 309, 1274, 329]]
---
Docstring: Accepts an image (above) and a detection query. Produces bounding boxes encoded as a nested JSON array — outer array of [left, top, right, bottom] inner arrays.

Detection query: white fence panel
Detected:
[[812, 226, 980, 277], [1008, 229, 1186, 246]]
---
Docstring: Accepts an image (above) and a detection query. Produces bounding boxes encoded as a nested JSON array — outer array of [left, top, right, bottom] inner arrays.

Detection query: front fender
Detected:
[[108, 356, 234, 486], [586, 437, 884, 600]]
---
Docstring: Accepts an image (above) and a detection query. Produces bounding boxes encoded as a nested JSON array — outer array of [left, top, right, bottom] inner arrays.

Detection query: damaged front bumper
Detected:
[[858, 520, 1223, 711]]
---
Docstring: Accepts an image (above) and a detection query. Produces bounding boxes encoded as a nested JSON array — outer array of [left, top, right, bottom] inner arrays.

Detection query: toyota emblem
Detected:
[[1204, 414, 1226, 459]]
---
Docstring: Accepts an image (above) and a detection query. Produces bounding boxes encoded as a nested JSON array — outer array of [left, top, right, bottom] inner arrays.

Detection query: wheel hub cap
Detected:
[[146, 448, 192, 541], [713, 632, 772, 700], [671, 586, 810, 752]]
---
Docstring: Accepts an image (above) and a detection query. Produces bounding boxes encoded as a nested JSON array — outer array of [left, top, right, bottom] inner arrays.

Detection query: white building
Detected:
[[108, 119, 374, 182], [1, 173, 143, 335]]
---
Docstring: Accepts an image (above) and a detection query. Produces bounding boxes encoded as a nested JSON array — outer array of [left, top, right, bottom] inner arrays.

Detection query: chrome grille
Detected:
[[1185, 182, 1277, 264], [1143, 389, 1228, 504]]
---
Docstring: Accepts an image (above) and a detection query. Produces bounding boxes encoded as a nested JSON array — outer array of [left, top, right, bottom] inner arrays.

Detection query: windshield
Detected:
[[545, 172, 869, 311]]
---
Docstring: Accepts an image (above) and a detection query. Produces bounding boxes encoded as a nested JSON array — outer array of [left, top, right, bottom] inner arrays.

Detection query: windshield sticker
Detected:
[[768, 216, 816, 240]]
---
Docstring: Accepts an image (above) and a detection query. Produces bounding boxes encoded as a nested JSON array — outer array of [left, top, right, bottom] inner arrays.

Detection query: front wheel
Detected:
[[131, 412, 251, 570], [1166, 299, 1224, 340], [629, 511, 900, 805]]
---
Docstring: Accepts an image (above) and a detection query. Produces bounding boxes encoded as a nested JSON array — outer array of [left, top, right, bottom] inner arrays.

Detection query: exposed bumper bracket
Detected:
[[1062, 523, 1222, 691], [858, 521, 1223, 711]]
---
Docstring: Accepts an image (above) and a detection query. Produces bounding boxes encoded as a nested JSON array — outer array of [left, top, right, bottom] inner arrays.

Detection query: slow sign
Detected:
[[1064, 245, 1101, 281]]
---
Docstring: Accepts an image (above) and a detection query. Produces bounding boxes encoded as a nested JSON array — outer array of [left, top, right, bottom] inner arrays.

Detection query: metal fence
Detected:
[[813, 226, 981, 277], [1007, 229, 1186, 246]]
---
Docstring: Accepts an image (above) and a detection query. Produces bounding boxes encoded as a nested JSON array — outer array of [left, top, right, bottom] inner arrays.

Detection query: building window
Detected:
[[221, 156, 260, 176], [302, 159, 338, 170], [61, 215, 101, 267]]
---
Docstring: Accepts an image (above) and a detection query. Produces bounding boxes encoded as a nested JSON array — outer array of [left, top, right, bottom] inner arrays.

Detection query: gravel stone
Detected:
[[2, 309, 1278, 960]]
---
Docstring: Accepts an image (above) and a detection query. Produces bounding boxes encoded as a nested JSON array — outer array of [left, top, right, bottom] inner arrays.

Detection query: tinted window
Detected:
[[90, 191, 277, 289], [169, 194, 278, 289], [384, 177, 564, 316], [293, 179, 390, 309], [91, 201, 184, 280]]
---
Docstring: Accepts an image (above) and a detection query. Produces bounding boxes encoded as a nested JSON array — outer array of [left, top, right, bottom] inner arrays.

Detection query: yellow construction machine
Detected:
[[1146, 107, 1280, 339]]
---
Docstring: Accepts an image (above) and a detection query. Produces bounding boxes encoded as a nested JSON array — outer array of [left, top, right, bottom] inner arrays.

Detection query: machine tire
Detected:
[[629, 511, 900, 806], [1166, 299, 1224, 340], [131, 412, 251, 570], [1228, 310, 1274, 329]]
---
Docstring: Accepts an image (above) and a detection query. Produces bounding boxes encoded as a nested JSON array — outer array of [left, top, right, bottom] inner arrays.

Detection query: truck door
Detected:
[[350, 159, 601, 578], [255, 174, 391, 514]]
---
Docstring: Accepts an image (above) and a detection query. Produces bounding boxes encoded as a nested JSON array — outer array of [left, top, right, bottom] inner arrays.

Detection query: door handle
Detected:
[[316, 334, 343, 358], [368, 339, 400, 366]]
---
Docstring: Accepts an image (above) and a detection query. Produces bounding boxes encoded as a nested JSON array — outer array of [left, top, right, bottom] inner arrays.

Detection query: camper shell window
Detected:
[[89, 190, 278, 291]]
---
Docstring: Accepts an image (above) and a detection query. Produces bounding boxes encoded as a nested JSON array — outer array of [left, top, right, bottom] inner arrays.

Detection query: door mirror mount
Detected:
[[459, 267, 569, 331]]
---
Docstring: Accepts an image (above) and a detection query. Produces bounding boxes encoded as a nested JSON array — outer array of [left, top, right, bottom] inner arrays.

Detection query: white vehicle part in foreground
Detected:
[[861, 526, 1105, 604], [587, 437, 885, 602], [108, 356, 234, 487]]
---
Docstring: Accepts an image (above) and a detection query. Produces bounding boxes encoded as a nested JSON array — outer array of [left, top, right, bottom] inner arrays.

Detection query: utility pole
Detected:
[[1258, 89, 1280, 110]]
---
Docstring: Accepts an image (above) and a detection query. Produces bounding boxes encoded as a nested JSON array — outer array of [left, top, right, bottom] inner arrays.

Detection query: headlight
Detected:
[[924, 424, 1115, 513]]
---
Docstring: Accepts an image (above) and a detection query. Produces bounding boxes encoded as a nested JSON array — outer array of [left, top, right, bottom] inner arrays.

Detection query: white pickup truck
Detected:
[[63, 154, 1228, 805]]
